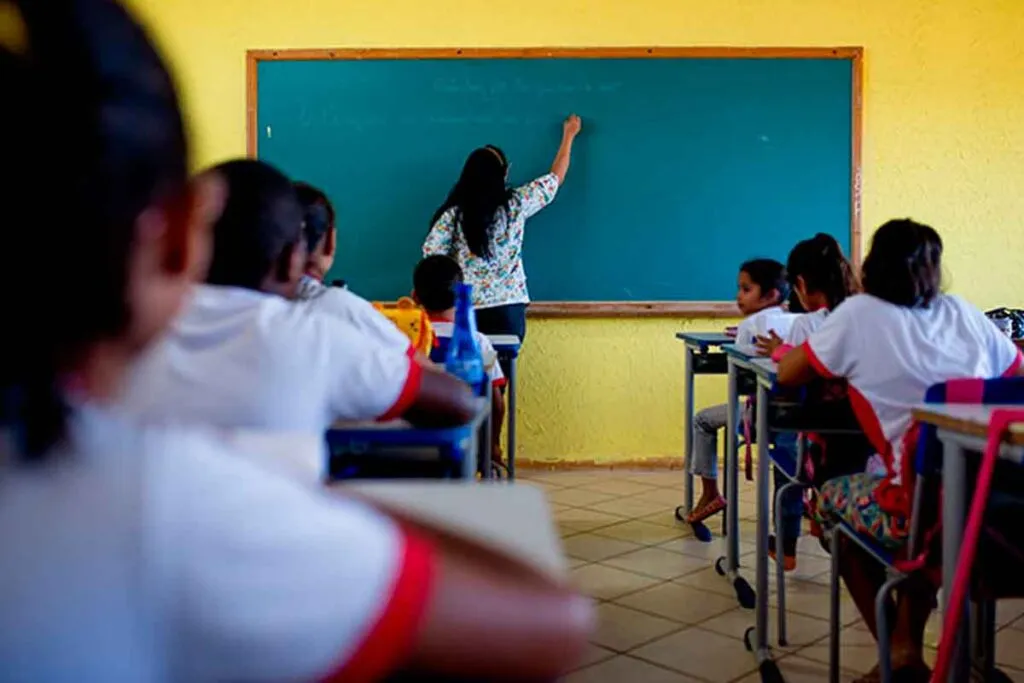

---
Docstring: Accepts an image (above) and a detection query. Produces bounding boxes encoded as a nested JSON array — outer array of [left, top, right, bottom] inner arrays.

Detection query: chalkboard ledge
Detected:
[[527, 302, 740, 319]]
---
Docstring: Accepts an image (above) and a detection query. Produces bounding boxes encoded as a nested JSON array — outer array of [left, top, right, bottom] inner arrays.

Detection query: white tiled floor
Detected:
[[518, 468, 1024, 683]]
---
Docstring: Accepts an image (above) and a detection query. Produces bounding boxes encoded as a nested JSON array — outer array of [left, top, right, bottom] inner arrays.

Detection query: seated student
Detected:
[[121, 159, 473, 432], [413, 255, 507, 464], [756, 234, 862, 570], [778, 219, 1024, 682], [293, 181, 430, 363], [686, 258, 796, 523], [0, 2, 593, 679]]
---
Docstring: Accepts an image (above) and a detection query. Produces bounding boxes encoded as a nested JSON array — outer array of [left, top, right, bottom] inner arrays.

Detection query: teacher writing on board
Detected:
[[423, 114, 582, 357]]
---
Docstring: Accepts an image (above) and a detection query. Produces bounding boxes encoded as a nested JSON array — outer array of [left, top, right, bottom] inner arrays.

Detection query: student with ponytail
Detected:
[[0, 2, 593, 680], [756, 233, 862, 570]]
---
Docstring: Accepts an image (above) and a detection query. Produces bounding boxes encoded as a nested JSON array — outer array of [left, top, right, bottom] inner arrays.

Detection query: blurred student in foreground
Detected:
[[120, 158, 473, 433], [0, 1, 593, 681]]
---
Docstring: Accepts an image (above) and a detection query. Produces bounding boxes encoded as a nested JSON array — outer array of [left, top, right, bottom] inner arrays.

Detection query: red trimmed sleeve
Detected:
[[492, 377, 508, 389], [801, 340, 836, 379], [377, 360, 424, 421], [1003, 349, 1024, 377], [320, 533, 436, 683], [405, 344, 417, 359]]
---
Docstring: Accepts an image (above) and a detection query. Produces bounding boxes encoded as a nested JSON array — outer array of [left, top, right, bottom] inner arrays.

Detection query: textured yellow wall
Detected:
[[128, 0, 1024, 464]]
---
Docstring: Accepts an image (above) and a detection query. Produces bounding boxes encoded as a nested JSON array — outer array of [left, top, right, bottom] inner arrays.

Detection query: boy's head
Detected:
[[736, 258, 788, 316], [862, 218, 943, 308], [294, 181, 336, 280], [413, 255, 463, 315], [204, 159, 306, 300]]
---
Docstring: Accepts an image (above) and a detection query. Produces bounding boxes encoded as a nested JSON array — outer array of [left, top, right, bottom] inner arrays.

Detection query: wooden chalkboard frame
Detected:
[[246, 47, 863, 318]]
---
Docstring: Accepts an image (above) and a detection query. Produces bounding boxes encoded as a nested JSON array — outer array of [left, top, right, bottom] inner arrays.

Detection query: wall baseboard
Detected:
[[516, 457, 684, 471]]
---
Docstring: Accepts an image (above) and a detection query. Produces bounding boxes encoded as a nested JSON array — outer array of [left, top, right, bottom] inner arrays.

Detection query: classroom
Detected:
[[3, 0, 1024, 681]]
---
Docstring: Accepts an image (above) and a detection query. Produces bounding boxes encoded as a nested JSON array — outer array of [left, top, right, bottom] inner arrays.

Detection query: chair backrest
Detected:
[[915, 377, 1024, 476]]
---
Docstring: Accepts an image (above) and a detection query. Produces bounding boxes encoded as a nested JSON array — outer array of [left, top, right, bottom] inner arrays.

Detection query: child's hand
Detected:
[[754, 330, 784, 357]]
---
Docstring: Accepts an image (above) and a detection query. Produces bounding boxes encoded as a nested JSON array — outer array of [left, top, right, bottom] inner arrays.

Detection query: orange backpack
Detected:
[[371, 297, 435, 356]]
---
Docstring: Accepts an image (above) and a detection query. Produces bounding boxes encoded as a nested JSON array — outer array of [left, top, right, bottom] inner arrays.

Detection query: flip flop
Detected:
[[685, 496, 727, 524]]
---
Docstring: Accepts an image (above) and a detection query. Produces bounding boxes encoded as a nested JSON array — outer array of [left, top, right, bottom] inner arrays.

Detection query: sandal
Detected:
[[685, 496, 727, 524]]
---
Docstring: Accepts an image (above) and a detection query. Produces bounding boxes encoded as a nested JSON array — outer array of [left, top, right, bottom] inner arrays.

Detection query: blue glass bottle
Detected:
[[445, 283, 487, 396]]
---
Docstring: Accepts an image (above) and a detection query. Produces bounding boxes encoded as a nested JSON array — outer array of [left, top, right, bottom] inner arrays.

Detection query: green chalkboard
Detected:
[[254, 49, 858, 307]]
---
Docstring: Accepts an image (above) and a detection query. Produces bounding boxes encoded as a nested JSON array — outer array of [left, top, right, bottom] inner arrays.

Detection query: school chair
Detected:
[[825, 377, 1024, 683]]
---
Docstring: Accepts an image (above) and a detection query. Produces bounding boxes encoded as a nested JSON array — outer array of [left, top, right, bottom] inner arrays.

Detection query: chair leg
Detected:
[[830, 526, 842, 683], [722, 444, 732, 536], [971, 599, 996, 678], [875, 572, 906, 683]]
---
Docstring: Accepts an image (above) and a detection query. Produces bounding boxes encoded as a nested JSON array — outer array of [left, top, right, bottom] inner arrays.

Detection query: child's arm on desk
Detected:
[[405, 535, 594, 680]]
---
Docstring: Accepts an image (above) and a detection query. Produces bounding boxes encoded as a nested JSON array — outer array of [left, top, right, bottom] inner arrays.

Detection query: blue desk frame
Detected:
[[326, 398, 491, 480]]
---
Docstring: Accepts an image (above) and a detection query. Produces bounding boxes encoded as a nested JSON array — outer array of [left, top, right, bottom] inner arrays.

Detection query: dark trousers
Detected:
[[475, 303, 527, 382]]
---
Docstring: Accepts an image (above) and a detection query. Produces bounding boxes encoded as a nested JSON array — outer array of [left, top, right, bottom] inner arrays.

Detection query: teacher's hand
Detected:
[[563, 114, 582, 138]]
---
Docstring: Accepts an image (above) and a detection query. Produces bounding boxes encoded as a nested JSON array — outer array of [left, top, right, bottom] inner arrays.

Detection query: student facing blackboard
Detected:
[[422, 114, 582, 364]]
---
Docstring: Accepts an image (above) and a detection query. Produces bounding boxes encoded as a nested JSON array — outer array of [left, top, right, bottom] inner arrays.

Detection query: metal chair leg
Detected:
[[874, 571, 907, 683], [829, 526, 842, 683]]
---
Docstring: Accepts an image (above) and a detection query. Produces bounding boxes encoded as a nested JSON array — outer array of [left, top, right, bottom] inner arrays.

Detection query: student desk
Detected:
[[488, 334, 522, 480], [912, 404, 1024, 683], [675, 332, 734, 516], [723, 345, 863, 678], [326, 398, 491, 481]]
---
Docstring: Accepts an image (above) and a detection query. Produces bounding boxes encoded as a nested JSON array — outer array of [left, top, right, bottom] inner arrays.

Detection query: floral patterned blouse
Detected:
[[422, 173, 560, 309]]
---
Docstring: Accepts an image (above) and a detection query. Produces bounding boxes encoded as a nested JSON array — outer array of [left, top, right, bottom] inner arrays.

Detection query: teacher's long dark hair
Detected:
[[430, 146, 515, 260]]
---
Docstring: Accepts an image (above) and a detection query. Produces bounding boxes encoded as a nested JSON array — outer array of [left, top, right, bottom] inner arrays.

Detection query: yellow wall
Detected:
[[128, 0, 1024, 464]]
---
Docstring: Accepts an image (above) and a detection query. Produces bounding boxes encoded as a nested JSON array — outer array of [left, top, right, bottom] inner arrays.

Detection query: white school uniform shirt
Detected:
[[735, 305, 798, 354], [786, 308, 830, 347], [804, 293, 1023, 493], [296, 275, 415, 357], [0, 404, 434, 682], [429, 319, 506, 388], [121, 284, 421, 432]]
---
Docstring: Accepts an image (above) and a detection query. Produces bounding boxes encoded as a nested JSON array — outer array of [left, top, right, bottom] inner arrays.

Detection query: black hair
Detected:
[[294, 181, 335, 254], [787, 290, 806, 314], [414, 255, 464, 313], [861, 218, 943, 308], [740, 258, 789, 305], [2, 0, 189, 461], [205, 160, 303, 290], [786, 233, 859, 310], [429, 146, 514, 259]]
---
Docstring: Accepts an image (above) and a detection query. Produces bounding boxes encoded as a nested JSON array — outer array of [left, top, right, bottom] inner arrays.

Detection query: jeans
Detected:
[[772, 433, 803, 541], [475, 303, 527, 382], [688, 403, 727, 479]]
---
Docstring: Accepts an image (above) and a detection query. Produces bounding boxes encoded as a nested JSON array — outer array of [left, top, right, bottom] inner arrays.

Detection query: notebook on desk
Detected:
[[221, 431, 567, 587]]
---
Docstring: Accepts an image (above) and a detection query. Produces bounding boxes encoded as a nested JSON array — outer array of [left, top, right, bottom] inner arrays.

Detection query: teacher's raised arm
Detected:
[[422, 115, 582, 361]]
